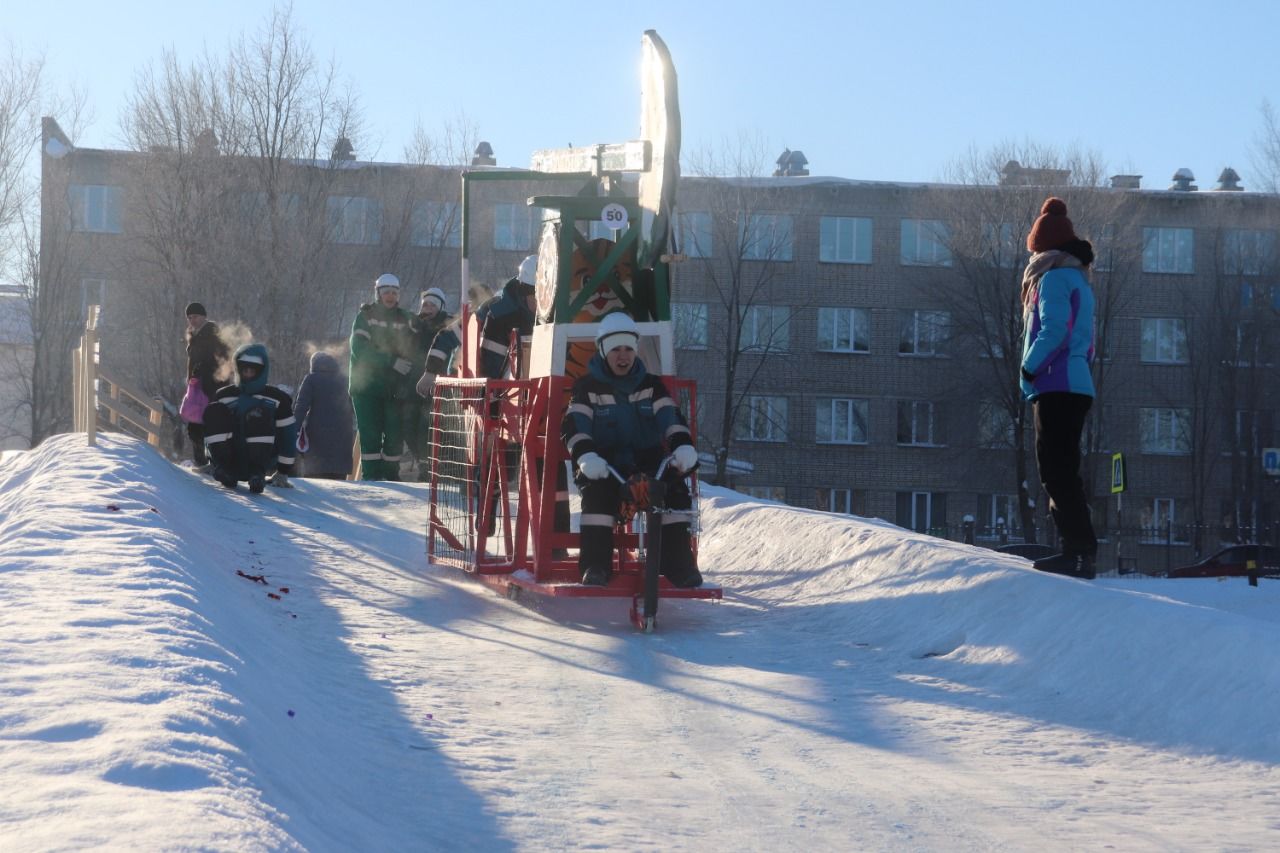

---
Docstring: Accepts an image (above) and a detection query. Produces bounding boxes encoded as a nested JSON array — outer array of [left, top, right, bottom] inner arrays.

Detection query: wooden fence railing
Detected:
[[72, 305, 166, 449]]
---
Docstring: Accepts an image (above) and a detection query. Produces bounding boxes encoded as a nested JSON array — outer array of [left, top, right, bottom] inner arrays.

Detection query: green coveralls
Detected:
[[349, 301, 415, 480]]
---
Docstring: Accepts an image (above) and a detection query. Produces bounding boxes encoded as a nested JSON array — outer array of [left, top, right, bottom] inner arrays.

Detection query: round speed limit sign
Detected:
[[600, 203, 629, 232]]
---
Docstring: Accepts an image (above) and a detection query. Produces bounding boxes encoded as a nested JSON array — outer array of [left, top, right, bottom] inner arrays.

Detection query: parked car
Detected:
[[1166, 545, 1280, 578], [995, 543, 1058, 561]]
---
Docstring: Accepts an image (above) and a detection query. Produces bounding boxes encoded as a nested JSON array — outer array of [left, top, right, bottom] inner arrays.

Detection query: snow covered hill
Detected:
[[2, 434, 1280, 851]]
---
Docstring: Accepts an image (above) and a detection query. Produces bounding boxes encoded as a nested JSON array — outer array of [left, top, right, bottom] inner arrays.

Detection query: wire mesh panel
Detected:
[[426, 379, 487, 570], [427, 378, 532, 572]]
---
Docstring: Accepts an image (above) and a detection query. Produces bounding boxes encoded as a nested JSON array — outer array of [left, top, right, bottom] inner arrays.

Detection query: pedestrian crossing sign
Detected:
[[1265, 448, 1280, 476], [1110, 452, 1126, 494]]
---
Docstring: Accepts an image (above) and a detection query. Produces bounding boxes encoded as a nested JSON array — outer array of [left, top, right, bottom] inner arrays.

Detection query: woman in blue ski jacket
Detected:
[[1019, 197, 1097, 578]]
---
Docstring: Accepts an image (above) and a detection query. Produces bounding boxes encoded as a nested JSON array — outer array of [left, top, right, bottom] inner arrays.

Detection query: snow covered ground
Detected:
[[3, 433, 1280, 851]]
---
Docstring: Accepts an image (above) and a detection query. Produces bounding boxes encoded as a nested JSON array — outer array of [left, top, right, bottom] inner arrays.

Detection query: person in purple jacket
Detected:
[[1019, 197, 1097, 578]]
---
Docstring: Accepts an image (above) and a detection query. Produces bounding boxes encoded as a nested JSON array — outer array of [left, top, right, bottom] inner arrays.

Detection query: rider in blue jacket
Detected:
[[203, 342, 298, 494], [561, 313, 702, 588]]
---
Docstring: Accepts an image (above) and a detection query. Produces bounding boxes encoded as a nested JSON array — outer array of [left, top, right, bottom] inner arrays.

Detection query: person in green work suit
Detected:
[[349, 273, 415, 480]]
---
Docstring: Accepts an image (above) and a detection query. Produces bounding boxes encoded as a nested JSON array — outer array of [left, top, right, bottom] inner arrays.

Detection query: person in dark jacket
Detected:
[[475, 255, 536, 380], [560, 312, 701, 588], [294, 351, 355, 480], [184, 302, 229, 470], [403, 288, 454, 478], [203, 343, 298, 494], [349, 273, 415, 480], [1019, 197, 1098, 579]]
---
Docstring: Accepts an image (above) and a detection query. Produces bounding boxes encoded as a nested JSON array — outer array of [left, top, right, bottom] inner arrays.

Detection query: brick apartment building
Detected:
[[39, 118, 1280, 566]]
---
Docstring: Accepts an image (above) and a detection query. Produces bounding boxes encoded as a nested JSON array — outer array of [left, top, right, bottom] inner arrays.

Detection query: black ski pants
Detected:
[[204, 399, 276, 483], [577, 473, 695, 579], [1033, 392, 1097, 557]]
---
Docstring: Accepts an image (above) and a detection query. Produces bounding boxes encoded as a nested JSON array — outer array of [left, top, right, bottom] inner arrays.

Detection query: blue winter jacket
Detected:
[[209, 342, 299, 475], [1020, 266, 1096, 400], [294, 351, 355, 477], [560, 353, 693, 476], [475, 278, 534, 379]]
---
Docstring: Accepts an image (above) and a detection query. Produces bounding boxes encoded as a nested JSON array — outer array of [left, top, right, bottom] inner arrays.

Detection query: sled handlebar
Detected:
[[608, 455, 676, 485]]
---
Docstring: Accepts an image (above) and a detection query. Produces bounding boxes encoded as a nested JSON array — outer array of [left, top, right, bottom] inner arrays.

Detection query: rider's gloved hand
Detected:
[[671, 444, 698, 473], [577, 452, 609, 480]]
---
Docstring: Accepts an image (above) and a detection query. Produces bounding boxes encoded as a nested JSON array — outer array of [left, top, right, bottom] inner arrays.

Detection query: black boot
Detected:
[[580, 566, 611, 587], [1033, 552, 1095, 580], [660, 523, 702, 588]]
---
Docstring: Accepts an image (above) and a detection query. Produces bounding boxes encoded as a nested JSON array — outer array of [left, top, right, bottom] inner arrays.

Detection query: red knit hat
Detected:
[[1026, 197, 1078, 253]]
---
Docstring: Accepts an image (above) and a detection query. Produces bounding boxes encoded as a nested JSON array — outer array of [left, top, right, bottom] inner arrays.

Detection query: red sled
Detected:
[[424, 371, 720, 632]]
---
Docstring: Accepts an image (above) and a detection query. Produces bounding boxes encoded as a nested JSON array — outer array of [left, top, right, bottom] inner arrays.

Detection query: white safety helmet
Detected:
[[517, 255, 538, 287], [420, 287, 447, 312], [595, 312, 640, 356], [374, 273, 401, 294]]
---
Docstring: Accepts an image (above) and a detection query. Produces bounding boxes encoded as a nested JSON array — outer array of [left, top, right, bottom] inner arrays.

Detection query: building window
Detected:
[[742, 485, 786, 502], [816, 487, 865, 515], [1229, 409, 1273, 453], [327, 196, 382, 245], [819, 216, 872, 264], [1142, 227, 1194, 274], [411, 201, 460, 248], [817, 307, 870, 353], [1231, 321, 1273, 366], [672, 302, 708, 350], [896, 491, 947, 534], [897, 400, 943, 446], [494, 203, 537, 251], [1093, 223, 1117, 272], [900, 219, 951, 266], [736, 395, 788, 442], [898, 310, 948, 356], [241, 192, 300, 235], [740, 214, 793, 261], [978, 315, 1007, 359], [816, 397, 869, 444], [68, 184, 122, 233], [1141, 498, 1188, 544], [982, 222, 1020, 269], [977, 494, 1021, 539], [1139, 407, 1191, 455], [585, 219, 615, 240], [976, 401, 1015, 449], [1139, 318, 1188, 364], [1222, 228, 1275, 276], [741, 305, 789, 352], [679, 211, 712, 258], [81, 278, 108, 323]]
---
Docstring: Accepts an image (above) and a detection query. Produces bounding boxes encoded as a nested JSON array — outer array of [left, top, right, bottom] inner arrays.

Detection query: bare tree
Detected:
[[0, 47, 45, 281], [927, 142, 1138, 541], [1251, 99, 1280, 194], [375, 113, 477, 299], [118, 3, 365, 395], [680, 133, 816, 485], [0, 47, 87, 444]]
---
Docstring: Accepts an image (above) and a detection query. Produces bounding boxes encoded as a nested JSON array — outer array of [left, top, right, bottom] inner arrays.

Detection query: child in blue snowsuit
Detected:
[[203, 342, 298, 493]]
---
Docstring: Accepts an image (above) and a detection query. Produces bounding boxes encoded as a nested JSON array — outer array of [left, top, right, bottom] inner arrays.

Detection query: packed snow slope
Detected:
[[2, 434, 1280, 852]]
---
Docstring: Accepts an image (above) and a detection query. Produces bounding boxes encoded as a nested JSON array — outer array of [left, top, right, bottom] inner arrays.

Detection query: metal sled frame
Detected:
[[426, 372, 720, 628]]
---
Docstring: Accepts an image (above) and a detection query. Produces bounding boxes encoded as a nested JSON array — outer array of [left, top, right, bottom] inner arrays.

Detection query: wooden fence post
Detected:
[[83, 306, 99, 447]]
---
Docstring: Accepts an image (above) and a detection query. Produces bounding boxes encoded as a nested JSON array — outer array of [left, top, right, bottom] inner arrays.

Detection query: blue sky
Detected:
[[8, 0, 1279, 188]]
